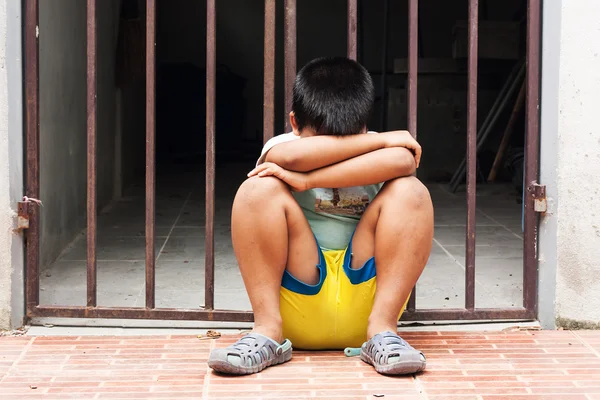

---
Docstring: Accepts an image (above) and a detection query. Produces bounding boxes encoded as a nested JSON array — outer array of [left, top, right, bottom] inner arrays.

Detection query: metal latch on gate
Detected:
[[16, 196, 43, 231], [17, 202, 30, 230], [529, 183, 547, 213]]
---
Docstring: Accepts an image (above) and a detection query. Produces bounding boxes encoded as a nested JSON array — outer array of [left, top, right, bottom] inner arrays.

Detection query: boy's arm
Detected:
[[264, 133, 384, 172], [305, 147, 416, 188], [251, 147, 416, 190], [264, 131, 421, 172]]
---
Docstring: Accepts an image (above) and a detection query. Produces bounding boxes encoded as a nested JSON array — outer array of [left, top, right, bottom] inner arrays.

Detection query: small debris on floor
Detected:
[[30, 385, 37, 390], [197, 330, 221, 340], [373, 394, 385, 398], [444, 297, 450, 300], [0, 326, 29, 336]]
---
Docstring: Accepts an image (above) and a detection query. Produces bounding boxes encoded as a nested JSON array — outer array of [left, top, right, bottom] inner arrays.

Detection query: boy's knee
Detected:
[[383, 177, 432, 210], [236, 176, 289, 205]]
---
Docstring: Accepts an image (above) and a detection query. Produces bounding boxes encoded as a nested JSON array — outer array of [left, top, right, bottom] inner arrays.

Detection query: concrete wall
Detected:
[[39, 0, 120, 268], [549, 0, 600, 327], [0, 0, 24, 330]]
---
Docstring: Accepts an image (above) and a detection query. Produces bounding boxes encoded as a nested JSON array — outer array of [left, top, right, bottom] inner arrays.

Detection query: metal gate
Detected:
[[22, 0, 542, 323]]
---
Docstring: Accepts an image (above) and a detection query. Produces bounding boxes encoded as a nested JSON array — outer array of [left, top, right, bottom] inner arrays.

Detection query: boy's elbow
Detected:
[[391, 147, 416, 176], [265, 149, 296, 169]]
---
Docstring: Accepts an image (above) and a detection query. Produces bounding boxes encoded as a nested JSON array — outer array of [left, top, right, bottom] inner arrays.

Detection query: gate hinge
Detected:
[[528, 183, 547, 213]]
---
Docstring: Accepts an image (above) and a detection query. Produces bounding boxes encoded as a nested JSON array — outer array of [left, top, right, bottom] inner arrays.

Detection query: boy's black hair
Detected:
[[292, 56, 374, 135]]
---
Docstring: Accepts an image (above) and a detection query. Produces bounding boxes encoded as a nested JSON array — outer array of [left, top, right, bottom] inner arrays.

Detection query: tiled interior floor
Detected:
[[40, 161, 524, 311], [2, 330, 600, 399]]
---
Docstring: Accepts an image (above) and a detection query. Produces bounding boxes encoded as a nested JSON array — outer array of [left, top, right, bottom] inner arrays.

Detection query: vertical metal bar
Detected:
[[379, 0, 390, 131], [25, 0, 40, 315], [86, 0, 98, 307], [284, 0, 296, 132], [406, 0, 419, 313], [407, 0, 418, 138], [347, 0, 357, 60], [205, 0, 216, 310], [465, 0, 478, 311], [145, 0, 156, 309], [523, 0, 541, 313], [263, 0, 276, 144]]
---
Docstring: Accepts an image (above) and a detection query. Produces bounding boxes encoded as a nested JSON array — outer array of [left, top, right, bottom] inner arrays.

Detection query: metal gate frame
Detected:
[[22, 0, 541, 323]]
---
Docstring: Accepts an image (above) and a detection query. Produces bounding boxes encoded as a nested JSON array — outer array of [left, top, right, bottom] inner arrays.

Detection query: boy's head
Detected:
[[290, 56, 374, 136]]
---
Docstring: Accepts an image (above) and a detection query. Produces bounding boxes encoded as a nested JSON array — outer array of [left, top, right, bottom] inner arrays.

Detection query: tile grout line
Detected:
[[202, 339, 215, 400], [412, 374, 430, 400], [432, 238, 501, 305], [134, 187, 196, 307], [155, 188, 196, 265], [477, 209, 524, 240], [571, 330, 600, 359], [0, 337, 36, 386]]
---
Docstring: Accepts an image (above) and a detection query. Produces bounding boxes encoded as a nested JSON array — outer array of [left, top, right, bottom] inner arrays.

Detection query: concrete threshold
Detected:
[[25, 319, 541, 336]]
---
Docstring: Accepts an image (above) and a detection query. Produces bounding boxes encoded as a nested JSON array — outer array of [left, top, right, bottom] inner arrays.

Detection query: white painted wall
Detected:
[[553, 0, 600, 326], [0, 0, 25, 330], [0, 0, 12, 329]]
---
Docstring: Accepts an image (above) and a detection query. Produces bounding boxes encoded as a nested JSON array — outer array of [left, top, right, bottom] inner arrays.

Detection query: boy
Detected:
[[208, 57, 433, 376]]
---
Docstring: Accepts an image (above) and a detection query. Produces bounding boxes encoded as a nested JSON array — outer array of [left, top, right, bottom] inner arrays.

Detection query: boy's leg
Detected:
[[231, 176, 319, 343], [351, 176, 434, 339]]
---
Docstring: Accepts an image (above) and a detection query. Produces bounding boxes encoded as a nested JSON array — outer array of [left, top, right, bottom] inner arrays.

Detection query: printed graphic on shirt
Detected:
[[313, 187, 371, 217]]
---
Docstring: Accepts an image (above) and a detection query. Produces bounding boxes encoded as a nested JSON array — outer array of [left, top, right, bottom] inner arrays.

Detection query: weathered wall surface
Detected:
[[552, 0, 600, 326], [0, 0, 25, 330]]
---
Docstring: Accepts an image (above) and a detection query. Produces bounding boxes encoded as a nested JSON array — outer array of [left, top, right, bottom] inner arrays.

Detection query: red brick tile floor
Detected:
[[1, 330, 600, 399]]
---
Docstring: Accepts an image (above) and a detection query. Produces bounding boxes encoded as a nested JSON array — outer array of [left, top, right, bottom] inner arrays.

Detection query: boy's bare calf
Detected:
[[231, 175, 433, 344]]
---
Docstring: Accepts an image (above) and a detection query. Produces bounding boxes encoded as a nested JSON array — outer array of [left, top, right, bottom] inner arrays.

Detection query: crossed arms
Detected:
[[248, 131, 422, 192]]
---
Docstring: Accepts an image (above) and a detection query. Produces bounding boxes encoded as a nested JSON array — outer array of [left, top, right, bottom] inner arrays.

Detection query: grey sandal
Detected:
[[357, 331, 426, 375], [208, 333, 293, 375]]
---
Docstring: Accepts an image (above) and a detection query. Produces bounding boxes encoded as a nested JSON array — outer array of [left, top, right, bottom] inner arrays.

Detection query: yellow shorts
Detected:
[[279, 237, 409, 350]]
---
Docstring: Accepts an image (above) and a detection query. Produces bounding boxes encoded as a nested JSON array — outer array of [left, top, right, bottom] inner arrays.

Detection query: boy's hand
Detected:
[[379, 130, 422, 168], [248, 162, 310, 192]]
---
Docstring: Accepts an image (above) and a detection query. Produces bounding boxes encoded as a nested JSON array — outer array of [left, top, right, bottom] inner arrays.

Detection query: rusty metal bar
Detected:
[[205, 0, 216, 310], [33, 306, 254, 322], [401, 307, 535, 321], [523, 0, 541, 313], [145, 0, 156, 309], [347, 0, 357, 60], [284, 0, 296, 132], [263, 0, 276, 143], [86, 0, 98, 308], [379, 0, 390, 131], [25, 0, 40, 316], [30, 305, 533, 322], [405, 0, 419, 313], [465, 0, 478, 311], [407, 0, 418, 138]]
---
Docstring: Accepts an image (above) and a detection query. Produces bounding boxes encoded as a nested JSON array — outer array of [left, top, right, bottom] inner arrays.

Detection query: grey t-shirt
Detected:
[[257, 132, 383, 251]]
